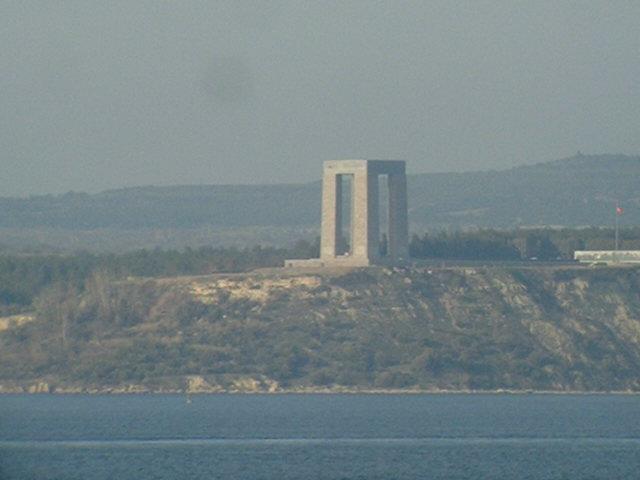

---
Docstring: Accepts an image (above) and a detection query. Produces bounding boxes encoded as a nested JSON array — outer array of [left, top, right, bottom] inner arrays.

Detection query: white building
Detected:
[[574, 250, 640, 265]]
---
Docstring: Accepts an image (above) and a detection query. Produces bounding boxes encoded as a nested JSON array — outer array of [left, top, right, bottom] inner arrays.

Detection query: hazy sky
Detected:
[[2, 1, 639, 196]]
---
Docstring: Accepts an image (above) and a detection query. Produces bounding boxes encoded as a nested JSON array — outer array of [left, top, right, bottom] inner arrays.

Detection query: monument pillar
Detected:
[[320, 169, 340, 259], [350, 167, 379, 262], [387, 172, 409, 261]]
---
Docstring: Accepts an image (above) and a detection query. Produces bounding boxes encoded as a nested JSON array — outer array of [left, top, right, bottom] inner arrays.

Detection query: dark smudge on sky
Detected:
[[1, 1, 639, 195]]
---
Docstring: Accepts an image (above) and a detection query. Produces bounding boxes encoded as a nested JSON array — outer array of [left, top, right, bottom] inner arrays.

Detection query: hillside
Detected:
[[0, 155, 638, 252], [410, 154, 640, 228], [2, 265, 640, 393]]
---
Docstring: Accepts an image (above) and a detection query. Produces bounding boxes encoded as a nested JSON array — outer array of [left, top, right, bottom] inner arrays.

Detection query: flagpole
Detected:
[[615, 201, 620, 259]]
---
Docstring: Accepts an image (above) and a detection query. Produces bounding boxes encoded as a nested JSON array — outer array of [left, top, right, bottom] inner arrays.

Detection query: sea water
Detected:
[[1, 394, 640, 479]]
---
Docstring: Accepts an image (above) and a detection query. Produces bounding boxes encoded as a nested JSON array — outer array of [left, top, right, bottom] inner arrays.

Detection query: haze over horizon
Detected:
[[2, 1, 640, 196]]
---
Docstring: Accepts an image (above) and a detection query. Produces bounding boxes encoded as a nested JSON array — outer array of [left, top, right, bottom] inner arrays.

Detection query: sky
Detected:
[[1, 1, 640, 196]]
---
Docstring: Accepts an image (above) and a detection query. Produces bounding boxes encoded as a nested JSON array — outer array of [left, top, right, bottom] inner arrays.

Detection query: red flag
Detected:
[[616, 206, 624, 215]]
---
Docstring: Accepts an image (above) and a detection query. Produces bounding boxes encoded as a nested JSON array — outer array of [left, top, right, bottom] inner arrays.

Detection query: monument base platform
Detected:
[[284, 257, 408, 268]]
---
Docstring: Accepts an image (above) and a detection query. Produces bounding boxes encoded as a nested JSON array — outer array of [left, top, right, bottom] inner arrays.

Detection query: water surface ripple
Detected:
[[1, 394, 639, 479]]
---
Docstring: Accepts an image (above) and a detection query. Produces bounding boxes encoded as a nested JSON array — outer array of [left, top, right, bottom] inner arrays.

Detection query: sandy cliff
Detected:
[[2, 265, 640, 393]]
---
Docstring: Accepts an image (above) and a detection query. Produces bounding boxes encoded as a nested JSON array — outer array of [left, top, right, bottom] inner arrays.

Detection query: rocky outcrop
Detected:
[[3, 266, 640, 393]]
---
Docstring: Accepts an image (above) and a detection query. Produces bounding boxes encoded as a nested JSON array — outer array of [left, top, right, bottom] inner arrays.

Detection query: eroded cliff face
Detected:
[[2, 266, 640, 393]]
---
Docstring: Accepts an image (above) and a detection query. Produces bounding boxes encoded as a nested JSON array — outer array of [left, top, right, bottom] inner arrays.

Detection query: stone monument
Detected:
[[286, 159, 408, 267]]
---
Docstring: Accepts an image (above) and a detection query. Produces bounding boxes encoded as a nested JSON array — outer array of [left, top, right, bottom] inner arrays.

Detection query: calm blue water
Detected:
[[1, 394, 640, 479]]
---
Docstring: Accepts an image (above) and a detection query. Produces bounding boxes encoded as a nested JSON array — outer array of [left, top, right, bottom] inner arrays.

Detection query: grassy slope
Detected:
[[2, 266, 640, 392]]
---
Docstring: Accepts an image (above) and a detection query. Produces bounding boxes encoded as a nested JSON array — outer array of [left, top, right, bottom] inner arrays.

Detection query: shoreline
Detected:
[[2, 387, 640, 395]]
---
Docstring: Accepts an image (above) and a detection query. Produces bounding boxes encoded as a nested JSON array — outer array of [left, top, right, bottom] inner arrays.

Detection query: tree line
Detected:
[[409, 227, 640, 261], [0, 240, 319, 315], [1, 227, 639, 315]]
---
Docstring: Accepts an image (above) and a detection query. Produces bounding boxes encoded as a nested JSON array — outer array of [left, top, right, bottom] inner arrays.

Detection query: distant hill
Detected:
[[0, 184, 321, 229], [410, 154, 640, 228], [0, 154, 638, 233]]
